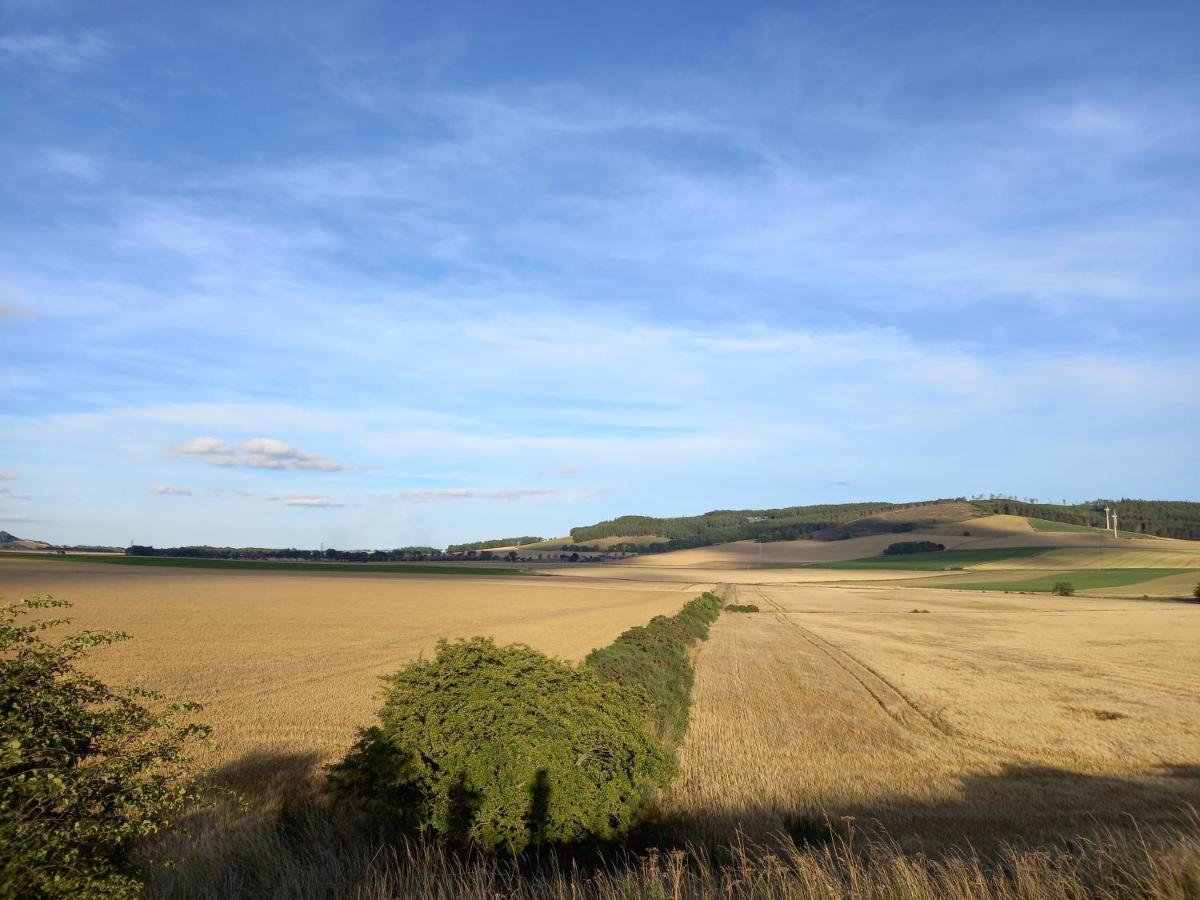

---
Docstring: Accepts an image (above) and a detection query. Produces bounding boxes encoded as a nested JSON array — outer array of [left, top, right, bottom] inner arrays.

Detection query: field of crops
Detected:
[[674, 582, 1200, 849], [807, 546, 1051, 570], [0, 558, 691, 776], [6, 548, 1200, 898], [0, 550, 519, 576], [934, 568, 1193, 592]]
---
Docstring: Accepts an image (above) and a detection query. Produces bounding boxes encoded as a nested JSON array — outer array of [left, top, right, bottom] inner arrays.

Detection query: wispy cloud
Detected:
[[0, 30, 112, 72], [151, 484, 192, 496], [42, 148, 102, 181], [0, 470, 19, 480], [0, 5, 1196, 547], [0, 305, 36, 320], [0, 486, 32, 499], [400, 488, 561, 503], [268, 494, 344, 508], [172, 436, 352, 471]]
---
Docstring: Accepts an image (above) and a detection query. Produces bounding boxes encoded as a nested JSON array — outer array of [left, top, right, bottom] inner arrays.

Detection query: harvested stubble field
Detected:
[[674, 582, 1200, 850], [0, 558, 694, 783], [6, 553, 1200, 897]]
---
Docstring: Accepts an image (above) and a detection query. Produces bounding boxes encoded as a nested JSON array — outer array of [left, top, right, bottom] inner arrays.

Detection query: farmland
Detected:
[[930, 568, 1194, 593], [0, 550, 520, 576], [806, 546, 1050, 570], [0, 558, 691, 777], [4, 527, 1199, 897], [673, 582, 1200, 850]]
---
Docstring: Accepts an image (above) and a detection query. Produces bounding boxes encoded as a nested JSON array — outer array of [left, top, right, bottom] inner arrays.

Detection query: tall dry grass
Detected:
[[146, 801, 1200, 899]]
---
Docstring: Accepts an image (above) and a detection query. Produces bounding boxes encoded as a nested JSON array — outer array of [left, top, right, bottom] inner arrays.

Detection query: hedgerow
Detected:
[[583, 591, 723, 746], [328, 637, 673, 854], [0, 596, 209, 899]]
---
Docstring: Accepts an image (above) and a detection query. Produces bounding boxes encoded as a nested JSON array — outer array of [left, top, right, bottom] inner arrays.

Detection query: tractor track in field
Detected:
[[743, 585, 955, 743]]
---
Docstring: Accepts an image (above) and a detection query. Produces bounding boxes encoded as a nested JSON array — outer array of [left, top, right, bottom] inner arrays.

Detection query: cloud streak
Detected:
[[172, 436, 353, 471], [0, 30, 112, 72], [400, 488, 562, 503], [151, 484, 192, 496], [269, 494, 344, 508]]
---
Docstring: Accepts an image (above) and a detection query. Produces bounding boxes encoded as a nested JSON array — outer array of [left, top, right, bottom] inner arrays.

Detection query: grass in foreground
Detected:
[[807, 547, 1052, 570], [0, 551, 520, 576], [934, 568, 1193, 593], [145, 803, 1200, 900]]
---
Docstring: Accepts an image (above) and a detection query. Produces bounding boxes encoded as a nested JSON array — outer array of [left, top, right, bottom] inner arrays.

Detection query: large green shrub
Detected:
[[584, 591, 723, 746], [328, 637, 672, 854], [0, 596, 209, 899]]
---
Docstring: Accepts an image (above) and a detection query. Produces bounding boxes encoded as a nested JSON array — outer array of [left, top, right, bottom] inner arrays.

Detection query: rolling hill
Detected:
[[0, 530, 52, 552], [568, 498, 1200, 555]]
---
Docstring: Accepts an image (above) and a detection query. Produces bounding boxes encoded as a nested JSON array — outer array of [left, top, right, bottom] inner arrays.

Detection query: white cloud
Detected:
[[171, 435, 351, 471], [0, 469, 19, 480], [0, 486, 32, 499], [537, 466, 583, 477], [43, 148, 102, 181], [269, 494, 344, 508], [151, 484, 192, 496], [0, 30, 112, 72], [400, 488, 561, 503], [0, 305, 36, 320]]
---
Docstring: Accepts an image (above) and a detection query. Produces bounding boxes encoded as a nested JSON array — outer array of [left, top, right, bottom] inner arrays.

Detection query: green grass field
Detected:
[[934, 568, 1193, 593], [0, 552, 521, 576], [807, 546, 1053, 571]]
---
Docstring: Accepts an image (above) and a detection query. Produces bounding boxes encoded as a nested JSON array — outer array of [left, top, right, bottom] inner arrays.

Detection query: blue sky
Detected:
[[1, 0, 1197, 548]]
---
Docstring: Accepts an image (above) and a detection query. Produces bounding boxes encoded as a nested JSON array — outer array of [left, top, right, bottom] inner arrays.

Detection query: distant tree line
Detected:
[[970, 499, 1200, 540], [883, 541, 945, 555], [445, 536, 544, 553], [568, 499, 967, 553], [125, 545, 500, 563]]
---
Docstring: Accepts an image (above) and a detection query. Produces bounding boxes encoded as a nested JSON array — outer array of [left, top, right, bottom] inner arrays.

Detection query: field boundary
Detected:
[[0, 551, 522, 576]]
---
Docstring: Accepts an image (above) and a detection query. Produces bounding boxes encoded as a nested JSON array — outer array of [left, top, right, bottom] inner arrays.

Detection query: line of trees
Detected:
[[970, 499, 1200, 540], [445, 536, 544, 553], [125, 545, 499, 563], [568, 499, 967, 552]]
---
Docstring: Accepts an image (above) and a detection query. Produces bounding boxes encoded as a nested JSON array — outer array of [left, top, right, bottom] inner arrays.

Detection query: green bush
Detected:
[[882, 541, 945, 555], [1052, 581, 1076, 596], [329, 637, 672, 855], [0, 596, 209, 899], [584, 592, 722, 746], [725, 604, 760, 613], [1193, 581, 1199, 599]]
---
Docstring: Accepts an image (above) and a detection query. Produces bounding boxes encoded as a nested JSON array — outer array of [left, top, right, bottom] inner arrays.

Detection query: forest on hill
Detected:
[[568, 497, 1200, 553], [972, 498, 1200, 540], [567, 499, 964, 553]]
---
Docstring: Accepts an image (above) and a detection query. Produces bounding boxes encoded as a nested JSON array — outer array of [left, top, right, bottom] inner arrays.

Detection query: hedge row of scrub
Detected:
[[883, 540, 945, 555], [330, 591, 724, 856], [583, 591, 723, 747], [328, 637, 671, 854], [725, 604, 760, 613]]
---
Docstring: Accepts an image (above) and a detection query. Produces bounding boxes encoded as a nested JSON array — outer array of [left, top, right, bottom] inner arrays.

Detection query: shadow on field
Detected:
[[206, 748, 1200, 858], [658, 762, 1200, 854], [211, 749, 328, 808]]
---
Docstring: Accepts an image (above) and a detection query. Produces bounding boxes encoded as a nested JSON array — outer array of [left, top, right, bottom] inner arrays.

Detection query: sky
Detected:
[[1, 0, 1197, 549]]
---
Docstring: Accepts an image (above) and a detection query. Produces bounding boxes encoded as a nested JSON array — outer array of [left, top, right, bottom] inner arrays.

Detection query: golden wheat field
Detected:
[[674, 582, 1200, 849], [0, 558, 694, 780], [6, 553, 1200, 897]]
